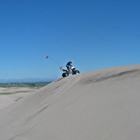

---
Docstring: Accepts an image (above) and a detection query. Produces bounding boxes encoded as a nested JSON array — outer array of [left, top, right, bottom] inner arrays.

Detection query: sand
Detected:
[[0, 87, 38, 110], [0, 65, 140, 140]]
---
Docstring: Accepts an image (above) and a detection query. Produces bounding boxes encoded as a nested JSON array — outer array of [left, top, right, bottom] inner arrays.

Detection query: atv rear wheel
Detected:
[[62, 73, 69, 78]]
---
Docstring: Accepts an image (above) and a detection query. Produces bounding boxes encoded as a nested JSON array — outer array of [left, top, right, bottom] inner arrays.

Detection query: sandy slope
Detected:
[[0, 65, 140, 140], [0, 87, 38, 110]]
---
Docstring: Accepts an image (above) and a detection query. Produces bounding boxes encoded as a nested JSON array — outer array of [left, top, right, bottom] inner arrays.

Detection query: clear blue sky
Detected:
[[0, 0, 140, 80]]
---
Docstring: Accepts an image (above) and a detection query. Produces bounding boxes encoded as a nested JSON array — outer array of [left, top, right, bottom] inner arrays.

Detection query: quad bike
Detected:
[[60, 66, 80, 78]]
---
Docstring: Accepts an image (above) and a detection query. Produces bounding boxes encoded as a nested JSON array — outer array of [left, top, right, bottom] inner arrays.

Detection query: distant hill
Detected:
[[0, 81, 51, 88]]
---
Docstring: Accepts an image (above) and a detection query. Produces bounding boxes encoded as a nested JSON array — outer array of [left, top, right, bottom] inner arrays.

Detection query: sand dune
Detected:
[[0, 87, 38, 110], [0, 65, 140, 140]]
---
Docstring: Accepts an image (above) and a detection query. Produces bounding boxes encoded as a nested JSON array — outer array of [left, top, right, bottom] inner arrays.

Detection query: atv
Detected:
[[60, 66, 80, 78]]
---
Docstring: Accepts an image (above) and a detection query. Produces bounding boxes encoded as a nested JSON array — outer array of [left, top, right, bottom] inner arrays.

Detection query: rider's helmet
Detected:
[[68, 61, 72, 65]]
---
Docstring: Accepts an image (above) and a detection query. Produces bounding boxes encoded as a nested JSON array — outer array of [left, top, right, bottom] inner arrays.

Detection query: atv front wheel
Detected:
[[72, 70, 80, 75], [76, 70, 80, 74]]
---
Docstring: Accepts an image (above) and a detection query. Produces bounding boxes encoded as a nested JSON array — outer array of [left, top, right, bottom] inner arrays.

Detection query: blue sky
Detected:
[[0, 0, 140, 80]]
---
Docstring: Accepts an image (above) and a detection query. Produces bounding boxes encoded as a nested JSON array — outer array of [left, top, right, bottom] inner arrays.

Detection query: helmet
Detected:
[[68, 61, 72, 64]]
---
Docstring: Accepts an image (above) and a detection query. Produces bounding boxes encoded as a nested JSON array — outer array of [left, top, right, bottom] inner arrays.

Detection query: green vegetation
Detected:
[[0, 82, 51, 88]]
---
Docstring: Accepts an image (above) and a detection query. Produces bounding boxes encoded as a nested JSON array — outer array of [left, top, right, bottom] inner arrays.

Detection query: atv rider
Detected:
[[66, 61, 73, 71]]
